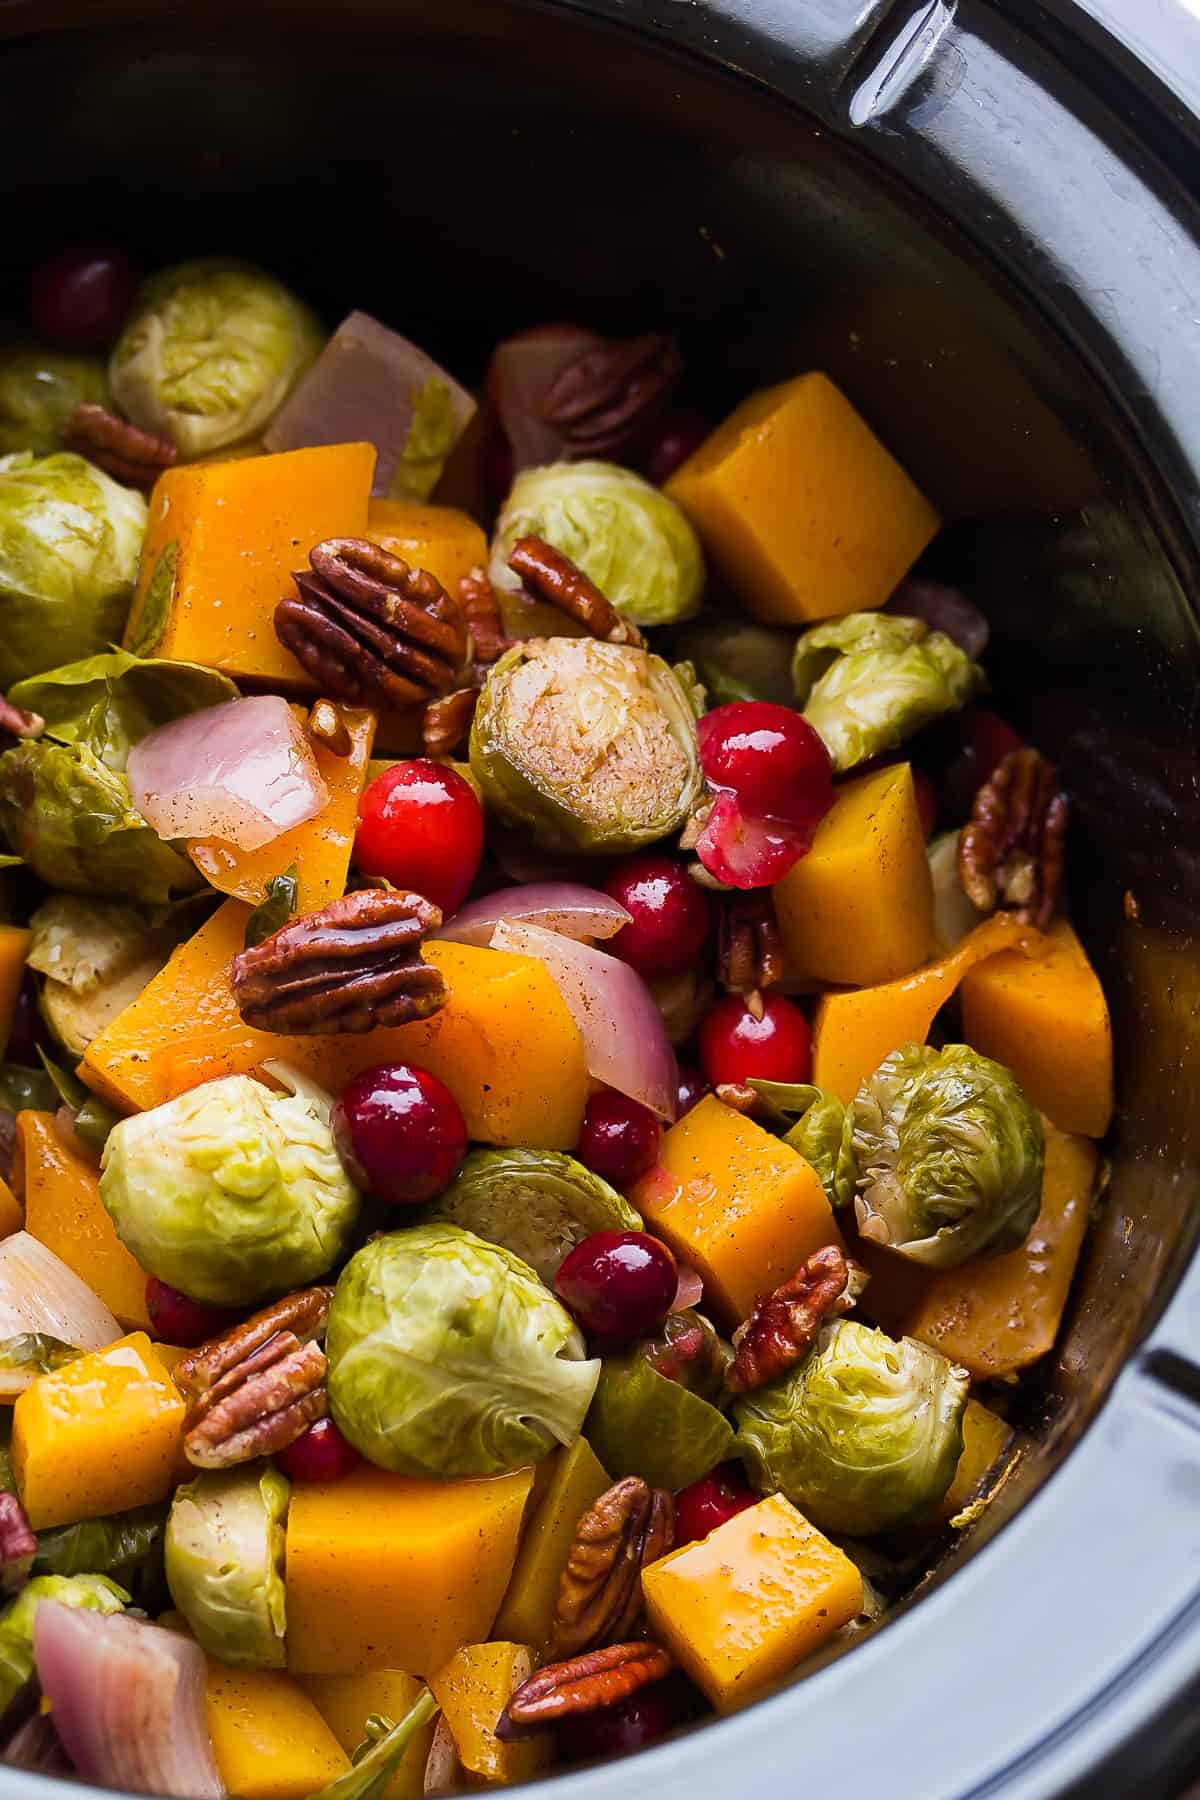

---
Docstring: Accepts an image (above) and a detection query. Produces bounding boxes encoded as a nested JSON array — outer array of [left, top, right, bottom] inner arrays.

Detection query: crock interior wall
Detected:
[[9, 0, 1200, 1605]]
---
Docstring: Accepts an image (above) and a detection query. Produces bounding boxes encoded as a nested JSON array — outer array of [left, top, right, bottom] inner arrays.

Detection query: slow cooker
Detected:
[[3, 0, 1198, 1795]]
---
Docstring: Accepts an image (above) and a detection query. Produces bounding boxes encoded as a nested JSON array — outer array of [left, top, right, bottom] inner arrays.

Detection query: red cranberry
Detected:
[[699, 992, 812, 1088], [557, 1687, 674, 1761], [642, 407, 710, 486], [601, 852, 712, 978], [675, 1063, 711, 1118], [577, 1091, 663, 1188], [555, 1231, 677, 1340], [28, 245, 138, 348], [913, 768, 938, 839], [145, 1279, 239, 1348], [277, 1416, 361, 1484], [355, 759, 484, 916], [674, 1464, 757, 1545], [699, 702, 833, 830], [333, 1062, 467, 1205]]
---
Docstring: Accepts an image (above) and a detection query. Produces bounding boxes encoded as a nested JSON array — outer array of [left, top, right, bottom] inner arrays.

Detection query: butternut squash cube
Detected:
[[628, 1096, 842, 1326], [18, 1110, 150, 1330], [959, 918, 1113, 1138], [811, 913, 1037, 1102], [935, 1400, 1014, 1525], [366, 499, 487, 594], [0, 925, 30, 1059], [12, 1331, 184, 1528], [205, 1664, 350, 1800], [642, 1494, 862, 1711], [285, 1464, 534, 1676], [665, 373, 939, 625], [188, 706, 376, 911], [773, 763, 934, 987], [299, 1672, 434, 1800], [0, 1177, 21, 1242], [123, 443, 375, 685], [81, 903, 588, 1150], [492, 1436, 611, 1651], [429, 1642, 552, 1786]]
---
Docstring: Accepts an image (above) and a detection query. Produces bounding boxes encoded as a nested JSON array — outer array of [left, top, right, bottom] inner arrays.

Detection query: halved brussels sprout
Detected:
[[585, 1341, 734, 1492], [749, 1080, 858, 1212], [672, 615, 797, 708], [99, 1074, 362, 1305], [0, 451, 146, 689], [33, 1504, 166, 1582], [28, 895, 177, 1058], [470, 638, 703, 854], [0, 1573, 127, 1715], [0, 345, 111, 455], [110, 259, 324, 457], [326, 1224, 599, 1479], [733, 1320, 968, 1536], [850, 1043, 1044, 1268], [165, 1463, 289, 1667], [792, 612, 982, 772], [427, 1149, 642, 1287], [490, 460, 704, 629]]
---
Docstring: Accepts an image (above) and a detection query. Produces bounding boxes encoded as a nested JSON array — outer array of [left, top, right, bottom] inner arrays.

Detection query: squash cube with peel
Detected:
[[17, 1110, 149, 1329], [205, 1665, 350, 1800], [628, 1096, 842, 1326], [285, 1464, 534, 1676], [300, 1671, 434, 1800], [642, 1493, 863, 1711], [665, 372, 939, 625], [12, 1332, 184, 1528], [934, 1400, 1015, 1525], [773, 763, 934, 987], [492, 1436, 611, 1651], [366, 499, 487, 594], [429, 1642, 553, 1786], [122, 443, 375, 685]]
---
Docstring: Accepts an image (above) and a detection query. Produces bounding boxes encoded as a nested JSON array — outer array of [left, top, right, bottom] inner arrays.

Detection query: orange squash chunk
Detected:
[[0, 925, 30, 1059], [628, 1095, 842, 1326], [17, 1111, 149, 1329], [205, 1665, 350, 1800], [428, 1643, 552, 1786], [366, 498, 487, 592], [0, 1178, 20, 1242], [122, 443, 375, 685], [300, 1672, 434, 1800]]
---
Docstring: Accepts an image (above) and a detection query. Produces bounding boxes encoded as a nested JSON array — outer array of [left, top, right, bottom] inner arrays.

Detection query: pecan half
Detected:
[[64, 402, 177, 489], [496, 1642, 674, 1739], [541, 333, 684, 459], [277, 538, 468, 710], [0, 1492, 36, 1594], [958, 748, 1068, 931], [459, 566, 509, 668], [0, 694, 43, 742], [718, 892, 784, 1019], [306, 698, 352, 757], [507, 536, 643, 647], [421, 686, 477, 758], [176, 1286, 334, 1470], [727, 1245, 853, 1394], [548, 1477, 675, 1662], [229, 888, 445, 1035]]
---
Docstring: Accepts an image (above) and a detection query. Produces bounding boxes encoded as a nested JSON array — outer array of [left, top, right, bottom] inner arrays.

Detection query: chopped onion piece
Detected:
[[491, 919, 678, 1122], [129, 695, 328, 853], [672, 1264, 705, 1312], [0, 1232, 119, 1384], [440, 882, 631, 947], [485, 324, 605, 471], [34, 1603, 223, 1799]]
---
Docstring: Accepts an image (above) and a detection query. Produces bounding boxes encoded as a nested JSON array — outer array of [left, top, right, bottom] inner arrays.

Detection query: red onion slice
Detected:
[[485, 324, 605, 471], [0, 1232, 120, 1384], [129, 695, 328, 852], [491, 919, 678, 1121], [440, 882, 631, 947], [34, 1603, 223, 1798]]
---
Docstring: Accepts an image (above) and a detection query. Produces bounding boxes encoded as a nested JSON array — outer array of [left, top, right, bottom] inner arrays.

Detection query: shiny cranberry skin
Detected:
[[277, 1417, 361, 1484], [333, 1062, 467, 1205], [28, 246, 138, 348], [577, 1090, 663, 1187], [643, 408, 710, 486], [699, 702, 833, 831], [674, 1464, 758, 1545], [675, 1063, 711, 1118], [145, 1279, 239, 1348], [557, 1688, 674, 1762], [913, 768, 938, 838], [699, 992, 812, 1088], [602, 852, 712, 978], [355, 759, 484, 916], [555, 1231, 678, 1340]]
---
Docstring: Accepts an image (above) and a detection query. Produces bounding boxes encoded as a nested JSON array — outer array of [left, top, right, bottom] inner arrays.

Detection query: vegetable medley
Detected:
[[0, 248, 1115, 1795]]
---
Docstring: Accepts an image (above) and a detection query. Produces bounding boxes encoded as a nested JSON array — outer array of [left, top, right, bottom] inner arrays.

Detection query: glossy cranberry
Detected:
[[355, 759, 484, 916], [699, 992, 812, 1088], [698, 702, 833, 830], [276, 1416, 361, 1484], [601, 852, 712, 978], [28, 246, 138, 348], [557, 1687, 674, 1762], [674, 1464, 758, 1545], [145, 1279, 239, 1349], [333, 1062, 467, 1205], [675, 1063, 711, 1119], [577, 1090, 663, 1187], [913, 767, 938, 839], [642, 407, 710, 486], [555, 1231, 677, 1340]]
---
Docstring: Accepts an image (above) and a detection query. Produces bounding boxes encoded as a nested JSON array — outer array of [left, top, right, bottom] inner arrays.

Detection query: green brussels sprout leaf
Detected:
[[127, 540, 178, 658], [0, 1573, 127, 1715], [748, 1079, 858, 1211], [585, 1350, 734, 1492], [0, 1064, 58, 1115], [244, 868, 299, 949], [673, 616, 798, 709], [165, 1463, 290, 1667], [0, 1333, 82, 1394], [638, 1308, 731, 1404], [390, 378, 457, 503], [427, 1148, 642, 1285], [0, 345, 110, 456], [306, 1692, 438, 1800], [10, 649, 238, 766], [33, 1502, 166, 1580]]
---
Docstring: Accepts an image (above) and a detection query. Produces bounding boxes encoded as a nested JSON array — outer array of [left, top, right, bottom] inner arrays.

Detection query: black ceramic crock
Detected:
[[2, 0, 1199, 1795]]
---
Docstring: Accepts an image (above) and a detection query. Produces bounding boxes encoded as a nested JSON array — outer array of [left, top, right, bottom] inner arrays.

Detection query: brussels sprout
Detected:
[[792, 612, 982, 772], [326, 1224, 599, 1479], [672, 616, 797, 708], [165, 1463, 289, 1667], [110, 258, 324, 457], [749, 1080, 858, 1212], [648, 965, 715, 1048], [33, 1504, 166, 1582], [850, 1043, 1044, 1268], [427, 1148, 642, 1286], [28, 894, 177, 1058], [0, 1065, 57, 1116], [0, 345, 110, 455], [470, 638, 703, 854], [0, 451, 146, 689], [733, 1320, 968, 1536], [99, 1074, 362, 1305], [0, 1573, 127, 1714], [928, 829, 981, 951], [585, 1345, 734, 1492], [490, 460, 704, 629]]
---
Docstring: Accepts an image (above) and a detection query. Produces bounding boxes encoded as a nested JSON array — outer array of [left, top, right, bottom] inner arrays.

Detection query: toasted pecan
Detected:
[[176, 1287, 334, 1471], [727, 1245, 853, 1394], [958, 747, 1068, 931], [507, 536, 643, 646], [64, 402, 177, 489], [496, 1642, 674, 1738], [541, 332, 684, 459], [548, 1477, 674, 1662]]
